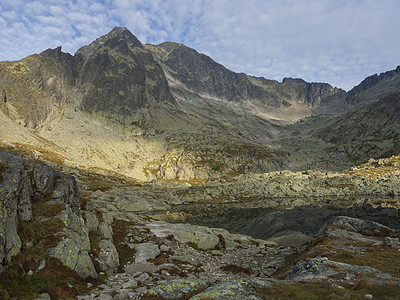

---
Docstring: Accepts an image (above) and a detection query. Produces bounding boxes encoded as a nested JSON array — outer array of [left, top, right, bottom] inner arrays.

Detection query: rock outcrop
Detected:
[[346, 65, 400, 105], [0, 150, 101, 278]]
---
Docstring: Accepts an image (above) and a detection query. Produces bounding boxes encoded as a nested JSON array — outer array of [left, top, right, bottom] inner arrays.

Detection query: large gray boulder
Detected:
[[323, 216, 392, 235], [134, 242, 160, 263], [96, 239, 119, 275], [0, 149, 101, 279], [48, 206, 97, 278], [143, 279, 212, 299], [191, 278, 273, 300]]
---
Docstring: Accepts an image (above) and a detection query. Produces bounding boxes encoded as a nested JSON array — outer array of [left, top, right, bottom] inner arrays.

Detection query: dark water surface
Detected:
[[169, 196, 400, 240]]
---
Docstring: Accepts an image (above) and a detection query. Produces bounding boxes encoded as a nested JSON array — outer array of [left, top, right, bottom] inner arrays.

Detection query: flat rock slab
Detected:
[[190, 278, 273, 300], [169, 255, 200, 266], [133, 242, 160, 263], [143, 279, 213, 299], [146, 221, 243, 250], [125, 262, 159, 274]]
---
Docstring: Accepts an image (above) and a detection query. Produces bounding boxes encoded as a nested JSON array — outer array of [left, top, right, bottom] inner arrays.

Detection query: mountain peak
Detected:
[[109, 26, 128, 35], [75, 26, 141, 60]]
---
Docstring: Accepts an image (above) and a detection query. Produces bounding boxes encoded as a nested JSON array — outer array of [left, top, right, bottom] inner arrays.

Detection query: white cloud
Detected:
[[0, 0, 399, 90]]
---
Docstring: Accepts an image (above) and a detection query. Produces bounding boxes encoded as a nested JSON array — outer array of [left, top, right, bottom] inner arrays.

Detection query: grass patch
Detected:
[[329, 244, 400, 276], [258, 281, 400, 300], [220, 264, 252, 276], [0, 255, 102, 299], [89, 230, 102, 259], [18, 217, 64, 250]]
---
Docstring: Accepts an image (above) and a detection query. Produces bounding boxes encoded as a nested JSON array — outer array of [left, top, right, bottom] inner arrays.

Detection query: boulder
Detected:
[[169, 255, 200, 266], [96, 239, 119, 275], [190, 278, 273, 300], [134, 243, 160, 263], [143, 279, 212, 299], [287, 257, 394, 283], [286, 257, 336, 281], [323, 216, 391, 235], [383, 237, 400, 248], [49, 206, 97, 278]]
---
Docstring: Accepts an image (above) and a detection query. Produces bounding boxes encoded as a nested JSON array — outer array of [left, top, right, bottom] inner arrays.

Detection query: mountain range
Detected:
[[1, 26, 399, 183], [1, 26, 400, 299]]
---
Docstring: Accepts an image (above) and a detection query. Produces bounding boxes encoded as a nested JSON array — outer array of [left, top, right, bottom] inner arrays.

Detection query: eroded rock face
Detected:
[[48, 206, 97, 279], [0, 47, 76, 128], [76, 27, 174, 129], [346, 65, 400, 105], [96, 239, 119, 276], [0, 151, 30, 271], [0, 150, 103, 278], [147, 42, 345, 109]]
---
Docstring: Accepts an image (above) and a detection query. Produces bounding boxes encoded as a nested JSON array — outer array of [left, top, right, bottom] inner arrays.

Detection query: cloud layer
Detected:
[[1, 0, 399, 90]]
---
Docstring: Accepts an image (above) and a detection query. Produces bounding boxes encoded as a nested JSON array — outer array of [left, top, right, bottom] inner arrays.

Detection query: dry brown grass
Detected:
[[111, 220, 136, 271]]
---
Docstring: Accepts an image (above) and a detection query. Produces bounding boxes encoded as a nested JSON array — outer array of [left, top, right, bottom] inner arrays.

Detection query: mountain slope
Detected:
[[0, 47, 76, 128], [345, 66, 400, 105], [146, 42, 346, 121], [281, 91, 400, 168]]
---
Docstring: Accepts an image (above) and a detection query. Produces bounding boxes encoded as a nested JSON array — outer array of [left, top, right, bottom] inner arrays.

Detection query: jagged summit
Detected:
[[146, 41, 346, 113], [346, 65, 400, 104], [76, 27, 174, 121], [75, 26, 140, 60]]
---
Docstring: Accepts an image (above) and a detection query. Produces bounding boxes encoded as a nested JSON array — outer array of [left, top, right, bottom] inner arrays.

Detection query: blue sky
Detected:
[[0, 0, 399, 90]]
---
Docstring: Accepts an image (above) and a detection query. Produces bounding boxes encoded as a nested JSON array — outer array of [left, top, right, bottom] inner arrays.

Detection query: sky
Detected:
[[0, 0, 399, 91]]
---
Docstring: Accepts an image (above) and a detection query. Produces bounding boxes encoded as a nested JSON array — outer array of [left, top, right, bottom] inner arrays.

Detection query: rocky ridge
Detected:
[[346, 65, 400, 105], [146, 42, 346, 120]]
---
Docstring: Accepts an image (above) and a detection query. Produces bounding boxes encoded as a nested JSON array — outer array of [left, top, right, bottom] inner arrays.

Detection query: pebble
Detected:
[[136, 272, 151, 282], [122, 280, 138, 289]]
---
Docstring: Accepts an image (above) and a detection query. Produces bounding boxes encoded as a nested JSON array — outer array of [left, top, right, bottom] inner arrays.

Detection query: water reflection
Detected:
[[169, 196, 400, 243]]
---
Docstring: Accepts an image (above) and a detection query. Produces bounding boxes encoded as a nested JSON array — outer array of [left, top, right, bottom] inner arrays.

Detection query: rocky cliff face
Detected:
[[280, 77, 345, 107], [346, 65, 400, 104], [0, 149, 125, 282], [76, 27, 174, 129], [146, 42, 289, 107], [0, 47, 76, 128], [0, 27, 174, 132], [315, 91, 400, 162]]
